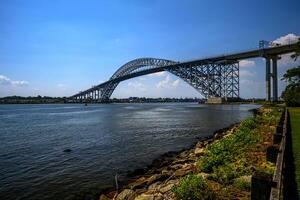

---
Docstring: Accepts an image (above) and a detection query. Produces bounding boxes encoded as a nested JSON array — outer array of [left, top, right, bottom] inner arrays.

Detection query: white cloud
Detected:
[[11, 80, 29, 86], [57, 83, 67, 90], [271, 33, 300, 67], [156, 75, 180, 89], [0, 75, 11, 85], [146, 71, 166, 77], [0, 74, 28, 86], [127, 81, 146, 91], [272, 33, 300, 45], [239, 70, 255, 77], [239, 60, 255, 68], [240, 79, 265, 98], [172, 79, 180, 87]]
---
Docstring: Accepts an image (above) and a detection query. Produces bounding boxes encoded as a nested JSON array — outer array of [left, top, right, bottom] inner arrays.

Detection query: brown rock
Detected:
[[148, 181, 161, 191], [214, 132, 223, 139], [160, 184, 174, 193], [154, 193, 164, 200], [161, 169, 172, 175], [174, 168, 190, 177], [134, 194, 155, 200], [194, 147, 205, 156], [135, 189, 148, 195], [99, 194, 111, 200], [146, 174, 162, 185], [106, 191, 117, 199], [169, 164, 182, 170], [166, 179, 179, 185], [179, 151, 189, 157], [128, 177, 148, 189], [116, 189, 136, 200]]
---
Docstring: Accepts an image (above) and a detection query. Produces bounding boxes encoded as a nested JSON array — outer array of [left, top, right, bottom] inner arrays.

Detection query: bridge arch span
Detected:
[[101, 58, 179, 99], [72, 57, 239, 101], [71, 41, 300, 102], [110, 58, 178, 79]]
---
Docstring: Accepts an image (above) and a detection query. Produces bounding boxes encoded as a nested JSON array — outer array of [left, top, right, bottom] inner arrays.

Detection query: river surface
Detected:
[[0, 103, 260, 200]]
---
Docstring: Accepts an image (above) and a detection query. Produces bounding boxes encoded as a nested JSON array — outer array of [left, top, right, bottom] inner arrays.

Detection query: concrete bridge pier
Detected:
[[272, 57, 278, 102], [265, 56, 278, 102], [266, 58, 271, 101]]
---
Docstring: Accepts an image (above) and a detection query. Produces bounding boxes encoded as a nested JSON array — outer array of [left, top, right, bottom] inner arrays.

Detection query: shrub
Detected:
[[283, 84, 300, 106], [256, 161, 275, 175], [233, 176, 251, 191], [172, 174, 215, 200], [208, 163, 238, 185], [240, 118, 257, 129], [198, 121, 260, 173]]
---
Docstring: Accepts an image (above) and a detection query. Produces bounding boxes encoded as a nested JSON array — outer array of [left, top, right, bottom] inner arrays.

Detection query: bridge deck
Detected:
[[72, 41, 300, 98]]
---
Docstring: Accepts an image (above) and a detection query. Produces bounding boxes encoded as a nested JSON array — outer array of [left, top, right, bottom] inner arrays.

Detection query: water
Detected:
[[0, 103, 259, 200]]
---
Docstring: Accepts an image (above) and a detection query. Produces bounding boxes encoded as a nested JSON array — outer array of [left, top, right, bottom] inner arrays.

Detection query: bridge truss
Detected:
[[71, 41, 300, 102], [167, 61, 239, 99], [71, 58, 239, 102]]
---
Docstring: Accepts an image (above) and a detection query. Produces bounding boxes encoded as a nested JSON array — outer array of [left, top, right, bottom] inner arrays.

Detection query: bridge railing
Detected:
[[250, 108, 288, 200], [269, 108, 288, 200], [182, 41, 299, 63]]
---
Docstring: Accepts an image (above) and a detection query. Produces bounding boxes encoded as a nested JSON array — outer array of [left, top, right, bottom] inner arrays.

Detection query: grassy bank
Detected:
[[172, 106, 282, 199], [101, 106, 282, 200], [289, 107, 300, 194]]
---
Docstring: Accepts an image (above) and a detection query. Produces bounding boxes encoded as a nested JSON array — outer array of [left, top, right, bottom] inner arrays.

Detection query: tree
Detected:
[[291, 38, 300, 61], [282, 66, 300, 106], [282, 66, 300, 83]]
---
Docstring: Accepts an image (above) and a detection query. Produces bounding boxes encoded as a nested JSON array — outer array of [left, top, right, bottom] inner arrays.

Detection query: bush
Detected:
[[240, 118, 257, 129], [256, 161, 275, 175], [198, 122, 260, 173], [208, 163, 238, 185], [233, 176, 251, 191], [172, 174, 215, 200], [283, 84, 300, 107]]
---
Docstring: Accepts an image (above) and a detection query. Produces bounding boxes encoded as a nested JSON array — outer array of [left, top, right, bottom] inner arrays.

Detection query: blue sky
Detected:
[[0, 0, 300, 98]]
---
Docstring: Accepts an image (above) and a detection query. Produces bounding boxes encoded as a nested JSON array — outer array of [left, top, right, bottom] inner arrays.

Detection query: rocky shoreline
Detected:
[[98, 123, 241, 200]]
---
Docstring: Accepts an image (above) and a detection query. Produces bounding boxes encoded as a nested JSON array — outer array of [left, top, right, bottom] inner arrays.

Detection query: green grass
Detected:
[[172, 107, 282, 199], [171, 174, 215, 200], [197, 117, 261, 173], [289, 107, 300, 194]]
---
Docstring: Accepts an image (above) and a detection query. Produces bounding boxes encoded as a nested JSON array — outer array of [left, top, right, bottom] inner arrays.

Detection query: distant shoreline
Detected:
[[0, 96, 266, 104]]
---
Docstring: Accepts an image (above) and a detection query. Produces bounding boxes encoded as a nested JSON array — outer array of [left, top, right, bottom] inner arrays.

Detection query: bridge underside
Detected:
[[71, 59, 239, 102]]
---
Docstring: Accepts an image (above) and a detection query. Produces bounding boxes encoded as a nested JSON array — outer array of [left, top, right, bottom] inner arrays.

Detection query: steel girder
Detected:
[[100, 58, 177, 99], [72, 58, 239, 101], [166, 61, 239, 98]]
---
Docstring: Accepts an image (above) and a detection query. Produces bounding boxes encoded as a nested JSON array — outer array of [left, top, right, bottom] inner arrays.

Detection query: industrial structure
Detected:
[[71, 41, 300, 102]]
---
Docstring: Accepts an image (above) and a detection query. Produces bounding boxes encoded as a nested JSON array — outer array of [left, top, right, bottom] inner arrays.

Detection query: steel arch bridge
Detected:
[[71, 41, 300, 102], [71, 58, 239, 101]]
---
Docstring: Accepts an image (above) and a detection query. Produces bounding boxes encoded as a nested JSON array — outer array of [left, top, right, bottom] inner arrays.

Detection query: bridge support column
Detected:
[[265, 58, 271, 101], [272, 57, 278, 102]]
